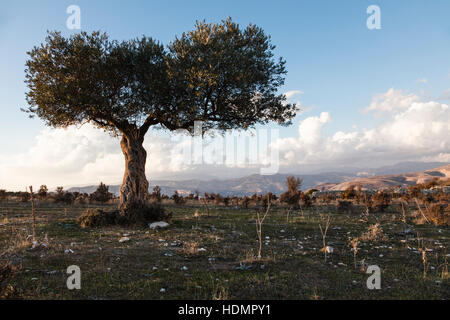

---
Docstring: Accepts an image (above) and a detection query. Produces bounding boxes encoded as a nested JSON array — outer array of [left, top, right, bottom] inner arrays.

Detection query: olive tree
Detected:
[[23, 18, 297, 214]]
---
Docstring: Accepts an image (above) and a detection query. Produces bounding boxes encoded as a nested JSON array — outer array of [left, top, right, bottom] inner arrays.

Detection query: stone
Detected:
[[149, 221, 170, 229], [119, 237, 130, 243]]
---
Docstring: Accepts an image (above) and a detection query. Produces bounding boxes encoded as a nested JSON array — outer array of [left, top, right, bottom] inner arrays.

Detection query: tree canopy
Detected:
[[24, 18, 297, 139]]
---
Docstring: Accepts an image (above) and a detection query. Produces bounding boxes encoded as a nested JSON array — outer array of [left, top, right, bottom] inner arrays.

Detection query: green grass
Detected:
[[0, 201, 448, 299]]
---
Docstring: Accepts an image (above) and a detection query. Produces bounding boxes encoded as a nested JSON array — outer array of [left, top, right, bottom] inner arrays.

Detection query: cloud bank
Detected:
[[273, 88, 450, 170], [1, 88, 449, 190]]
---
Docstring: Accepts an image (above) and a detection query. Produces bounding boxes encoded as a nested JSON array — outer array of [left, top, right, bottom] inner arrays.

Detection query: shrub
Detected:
[[214, 194, 224, 206], [280, 176, 303, 208], [172, 191, 185, 204], [423, 203, 449, 226], [37, 185, 48, 199], [77, 208, 118, 228], [372, 191, 391, 212], [0, 189, 7, 201], [337, 200, 353, 213], [89, 182, 114, 203], [77, 203, 171, 228], [54, 187, 75, 205], [342, 185, 356, 200], [298, 193, 312, 208], [117, 202, 171, 226], [151, 186, 162, 202], [360, 223, 384, 242], [20, 191, 30, 203], [241, 196, 250, 208], [261, 193, 273, 208]]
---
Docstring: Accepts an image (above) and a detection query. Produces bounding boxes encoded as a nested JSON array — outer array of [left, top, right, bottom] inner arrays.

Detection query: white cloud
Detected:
[[364, 88, 420, 114], [1, 88, 448, 190], [0, 125, 188, 190], [272, 89, 450, 170], [284, 90, 303, 99]]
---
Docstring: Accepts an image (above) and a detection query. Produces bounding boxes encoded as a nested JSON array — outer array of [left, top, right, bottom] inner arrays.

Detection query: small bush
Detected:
[[337, 200, 353, 213], [372, 191, 391, 212], [89, 182, 114, 203], [78, 202, 171, 228], [77, 209, 118, 228], [342, 185, 356, 200], [360, 223, 384, 242], [117, 202, 171, 226], [423, 203, 449, 226]]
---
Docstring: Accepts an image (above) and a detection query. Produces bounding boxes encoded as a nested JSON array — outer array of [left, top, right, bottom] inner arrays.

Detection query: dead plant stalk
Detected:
[[29, 186, 36, 243], [256, 198, 271, 259], [319, 216, 331, 262]]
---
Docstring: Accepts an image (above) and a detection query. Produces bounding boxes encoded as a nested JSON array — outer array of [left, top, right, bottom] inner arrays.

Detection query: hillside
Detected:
[[68, 172, 356, 196], [315, 164, 450, 191], [67, 162, 450, 196]]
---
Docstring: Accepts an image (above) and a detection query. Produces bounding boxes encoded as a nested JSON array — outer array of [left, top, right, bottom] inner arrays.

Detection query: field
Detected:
[[0, 200, 449, 300]]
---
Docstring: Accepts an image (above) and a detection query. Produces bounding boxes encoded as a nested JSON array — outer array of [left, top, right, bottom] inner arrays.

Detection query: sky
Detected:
[[0, 0, 449, 190]]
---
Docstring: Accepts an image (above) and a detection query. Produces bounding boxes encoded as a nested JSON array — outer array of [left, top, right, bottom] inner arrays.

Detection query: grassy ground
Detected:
[[0, 201, 448, 300]]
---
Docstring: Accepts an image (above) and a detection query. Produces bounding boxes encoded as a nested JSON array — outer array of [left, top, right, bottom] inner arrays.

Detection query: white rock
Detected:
[[149, 221, 170, 229], [119, 237, 130, 243], [181, 266, 188, 271], [160, 288, 166, 293], [197, 248, 207, 252]]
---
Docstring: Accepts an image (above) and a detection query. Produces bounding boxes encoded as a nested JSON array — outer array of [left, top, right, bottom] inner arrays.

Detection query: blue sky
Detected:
[[1, 0, 449, 189]]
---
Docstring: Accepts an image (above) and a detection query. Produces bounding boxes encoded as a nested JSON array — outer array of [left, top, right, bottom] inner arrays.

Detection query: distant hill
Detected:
[[315, 164, 450, 191], [68, 172, 358, 196], [67, 162, 449, 196]]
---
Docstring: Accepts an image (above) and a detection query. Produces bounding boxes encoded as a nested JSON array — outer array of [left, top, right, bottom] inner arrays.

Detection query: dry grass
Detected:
[[349, 237, 360, 269], [212, 285, 229, 300], [0, 200, 448, 300], [413, 202, 449, 226], [182, 241, 200, 255], [360, 223, 384, 242], [417, 239, 429, 279]]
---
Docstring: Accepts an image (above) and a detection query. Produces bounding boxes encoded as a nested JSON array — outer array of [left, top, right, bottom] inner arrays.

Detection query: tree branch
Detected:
[[138, 115, 158, 138]]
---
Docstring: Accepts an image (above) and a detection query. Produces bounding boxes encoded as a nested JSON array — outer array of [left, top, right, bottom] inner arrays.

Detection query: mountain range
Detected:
[[67, 161, 449, 196], [316, 164, 450, 191]]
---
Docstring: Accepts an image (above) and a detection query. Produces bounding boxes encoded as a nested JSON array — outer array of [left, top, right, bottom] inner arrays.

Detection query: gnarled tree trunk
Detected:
[[119, 134, 149, 210]]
